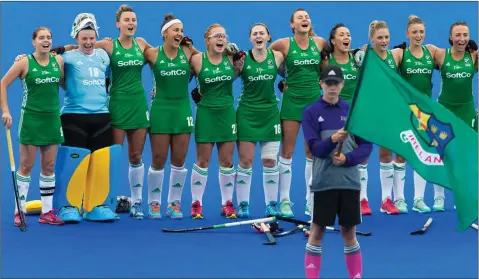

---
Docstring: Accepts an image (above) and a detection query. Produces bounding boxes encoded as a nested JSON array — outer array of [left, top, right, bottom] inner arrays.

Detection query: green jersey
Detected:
[[439, 48, 477, 103], [197, 53, 235, 109], [328, 52, 359, 101], [382, 50, 397, 72], [399, 46, 434, 97], [152, 46, 190, 103], [21, 53, 61, 113], [239, 49, 278, 109], [284, 36, 322, 99], [109, 38, 146, 96]]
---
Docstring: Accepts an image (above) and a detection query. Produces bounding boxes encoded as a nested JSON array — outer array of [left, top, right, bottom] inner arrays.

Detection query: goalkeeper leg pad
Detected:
[[53, 146, 91, 223], [82, 145, 121, 222]]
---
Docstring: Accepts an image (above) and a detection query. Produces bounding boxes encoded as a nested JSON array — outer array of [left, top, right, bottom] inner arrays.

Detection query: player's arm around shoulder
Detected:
[[313, 36, 330, 53], [429, 45, 446, 69], [269, 37, 290, 57], [144, 47, 159, 67], [190, 52, 203, 76]]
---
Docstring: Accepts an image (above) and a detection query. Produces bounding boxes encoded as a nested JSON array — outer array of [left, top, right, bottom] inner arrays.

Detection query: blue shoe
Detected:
[[265, 201, 281, 217], [166, 201, 183, 219], [130, 203, 144, 220], [58, 206, 81, 223], [83, 205, 116, 222], [237, 201, 250, 218], [148, 202, 162, 219]]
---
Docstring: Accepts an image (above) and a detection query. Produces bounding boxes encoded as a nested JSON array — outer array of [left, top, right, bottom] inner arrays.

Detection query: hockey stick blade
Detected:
[[260, 223, 276, 245], [410, 217, 433, 235]]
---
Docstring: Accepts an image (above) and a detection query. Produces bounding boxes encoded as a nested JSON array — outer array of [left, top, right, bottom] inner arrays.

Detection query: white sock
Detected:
[[380, 162, 394, 201], [15, 172, 31, 213], [305, 158, 313, 200], [433, 184, 445, 199], [393, 162, 406, 201], [358, 164, 368, 201], [191, 163, 208, 205], [168, 165, 188, 204], [129, 162, 145, 204], [263, 166, 279, 204], [39, 174, 55, 213], [147, 166, 164, 205], [219, 166, 236, 205], [235, 166, 252, 205], [278, 156, 292, 201], [413, 171, 427, 200]]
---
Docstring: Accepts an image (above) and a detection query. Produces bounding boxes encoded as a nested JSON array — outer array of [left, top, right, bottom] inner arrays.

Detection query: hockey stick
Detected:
[[410, 217, 433, 235], [162, 217, 276, 233], [275, 216, 372, 236], [471, 223, 478, 231], [5, 128, 26, 232], [260, 222, 276, 245]]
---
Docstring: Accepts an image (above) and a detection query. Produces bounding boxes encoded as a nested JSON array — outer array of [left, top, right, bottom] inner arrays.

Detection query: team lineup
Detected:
[[0, 4, 478, 277]]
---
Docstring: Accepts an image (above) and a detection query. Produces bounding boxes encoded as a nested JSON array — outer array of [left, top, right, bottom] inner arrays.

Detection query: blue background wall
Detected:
[[1, 2, 478, 278]]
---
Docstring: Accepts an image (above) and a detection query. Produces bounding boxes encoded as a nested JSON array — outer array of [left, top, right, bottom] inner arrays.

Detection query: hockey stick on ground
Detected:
[[5, 128, 26, 232], [410, 217, 433, 235], [275, 216, 372, 236], [260, 222, 276, 245], [162, 217, 276, 233]]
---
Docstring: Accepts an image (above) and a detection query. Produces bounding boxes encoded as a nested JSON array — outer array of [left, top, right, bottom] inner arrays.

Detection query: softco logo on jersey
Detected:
[[160, 70, 187, 77], [446, 72, 472, 79], [293, 59, 320, 66], [344, 74, 357, 80], [83, 79, 105, 86], [118, 60, 144, 67], [204, 75, 232, 83], [35, 77, 60, 84], [248, 74, 274, 82], [406, 68, 432, 74]]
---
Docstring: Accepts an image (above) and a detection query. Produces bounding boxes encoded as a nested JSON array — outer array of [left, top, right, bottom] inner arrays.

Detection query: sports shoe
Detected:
[[380, 198, 399, 215], [14, 211, 27, 227], [83, 205, 116, 222], [412, 198, 431, 213], [221, 200, 237, 219], [167, 201, 183, 219], [279, 199, 294, 217], [148, 202, 161, 219], [130, 203, 144, 220], [394, 199, 408, 214], [237, 201, 250, 218], [360, 199, 372, 215], [191, 200, 203, 219], [39, 210, 64, 225], [433, 197, 445, 212], [265, 201, 281, 217], [58, 206, 82, 223]]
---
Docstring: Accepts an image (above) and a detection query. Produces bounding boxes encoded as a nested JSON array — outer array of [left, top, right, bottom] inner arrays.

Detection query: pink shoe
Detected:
[[39, 210, 65, 225], [14, 211, 27, 227]]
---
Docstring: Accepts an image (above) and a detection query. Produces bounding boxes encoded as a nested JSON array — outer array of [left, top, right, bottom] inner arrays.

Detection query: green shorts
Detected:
[[108, 93, 150, 130], [150, 99, 194, 134], [18, 109, 64, 146], [280, 92, 320, 121], [195, 105, 237, 143], [439, 100, 477, 131], [236, 105, 281, 142]]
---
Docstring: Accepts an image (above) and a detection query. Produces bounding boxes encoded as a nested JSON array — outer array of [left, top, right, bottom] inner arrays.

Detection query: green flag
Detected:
[[345, 47, 478, 231]]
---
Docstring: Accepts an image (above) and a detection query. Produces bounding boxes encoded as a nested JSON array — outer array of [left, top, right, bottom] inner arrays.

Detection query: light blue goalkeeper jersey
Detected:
[[61, 49, 110, 114]]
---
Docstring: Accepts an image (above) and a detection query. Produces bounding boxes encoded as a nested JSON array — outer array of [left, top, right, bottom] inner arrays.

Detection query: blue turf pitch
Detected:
[[1, 1, 478, 278]]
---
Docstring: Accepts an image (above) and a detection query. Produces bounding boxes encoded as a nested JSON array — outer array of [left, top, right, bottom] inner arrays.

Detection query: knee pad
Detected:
[[53, 145, 92, 212], [83, 144, 121, 213], [260, 141, 280, 161]]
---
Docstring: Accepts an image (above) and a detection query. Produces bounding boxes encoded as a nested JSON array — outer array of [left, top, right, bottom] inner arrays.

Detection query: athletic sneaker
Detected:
[[14, 211, 27, 227], [58, 206, 82, 223], [360, 199, 372, 215], [221, 200, 237, 219], [279, 199, 294, 218], [432, 197, 445, 212], [394, 199, 408, 214], [39, 210, 64, 225], [130, 203, 144, 220], [380, 198, 399, 215], [305, 199, 312, 216], [265, 201, 281, 217], [167, 201, 183, 219], [148, 202, 161, 219], [412, 199, 431, 213], [237, 201, 250, 218], [191, 201, 203, 219]]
